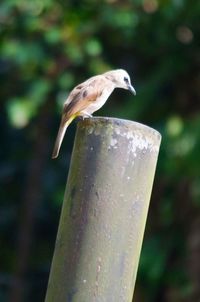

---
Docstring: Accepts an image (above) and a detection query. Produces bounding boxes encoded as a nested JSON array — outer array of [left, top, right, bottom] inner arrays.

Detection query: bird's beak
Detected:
[[128, 84, 136, 96]]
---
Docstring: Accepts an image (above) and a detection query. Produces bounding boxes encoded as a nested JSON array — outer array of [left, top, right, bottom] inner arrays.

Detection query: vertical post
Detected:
[[45, 117, 161, 302]]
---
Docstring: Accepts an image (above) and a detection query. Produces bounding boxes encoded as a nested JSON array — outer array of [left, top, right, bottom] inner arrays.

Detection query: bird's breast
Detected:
[[86, 86, 114, 114]]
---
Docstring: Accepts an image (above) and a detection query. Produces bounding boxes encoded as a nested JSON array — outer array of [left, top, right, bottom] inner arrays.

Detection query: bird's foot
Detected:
[[79, 113, 93, 120]]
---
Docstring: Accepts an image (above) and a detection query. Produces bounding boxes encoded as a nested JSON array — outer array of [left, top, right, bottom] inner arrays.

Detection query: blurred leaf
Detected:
[[84, 39, 102, 56], [6, 97, 33, 128]]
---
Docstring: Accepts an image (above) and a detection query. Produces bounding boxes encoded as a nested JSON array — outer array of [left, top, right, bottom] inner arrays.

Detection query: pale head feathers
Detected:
[[103, 69, 136, 95]]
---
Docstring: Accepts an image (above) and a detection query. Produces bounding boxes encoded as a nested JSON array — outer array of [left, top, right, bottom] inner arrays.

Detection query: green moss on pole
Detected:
[[45, 117, 161, 302]]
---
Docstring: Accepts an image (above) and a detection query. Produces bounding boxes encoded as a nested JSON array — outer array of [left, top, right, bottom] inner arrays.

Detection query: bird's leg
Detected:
[[78, 112, 93, 120], [83, 113, 93, 119]]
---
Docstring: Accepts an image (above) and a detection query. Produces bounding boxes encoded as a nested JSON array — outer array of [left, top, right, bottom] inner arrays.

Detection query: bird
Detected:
[[52, 69, 136, 159]]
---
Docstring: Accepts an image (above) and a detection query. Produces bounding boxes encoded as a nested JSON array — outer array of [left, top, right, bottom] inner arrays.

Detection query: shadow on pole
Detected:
[[45, 117, 161, 302]]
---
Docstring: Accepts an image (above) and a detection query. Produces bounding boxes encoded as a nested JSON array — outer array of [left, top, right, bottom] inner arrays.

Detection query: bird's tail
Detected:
[[52, 115, 75, 159]]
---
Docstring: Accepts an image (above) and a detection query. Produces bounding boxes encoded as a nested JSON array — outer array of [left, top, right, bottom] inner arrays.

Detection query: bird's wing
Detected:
[[63, 76, 104, 118]]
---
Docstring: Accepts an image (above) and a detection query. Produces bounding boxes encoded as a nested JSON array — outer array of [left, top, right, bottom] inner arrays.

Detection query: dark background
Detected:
[[0, 0, 200, 301]]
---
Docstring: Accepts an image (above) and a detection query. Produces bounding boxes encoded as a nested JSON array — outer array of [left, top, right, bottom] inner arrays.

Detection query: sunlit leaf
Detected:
[[6, 98, 33, 128]]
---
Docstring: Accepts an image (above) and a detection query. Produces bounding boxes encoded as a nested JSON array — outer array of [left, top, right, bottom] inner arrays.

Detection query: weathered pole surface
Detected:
[[45, 117, 161, 302]]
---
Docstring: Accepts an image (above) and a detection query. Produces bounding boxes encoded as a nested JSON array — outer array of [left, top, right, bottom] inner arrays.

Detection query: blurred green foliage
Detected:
[[0, 0, 200, 301]]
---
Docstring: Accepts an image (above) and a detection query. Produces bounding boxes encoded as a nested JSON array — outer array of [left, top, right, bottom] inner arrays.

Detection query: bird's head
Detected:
[[104, 69, 136, 95]]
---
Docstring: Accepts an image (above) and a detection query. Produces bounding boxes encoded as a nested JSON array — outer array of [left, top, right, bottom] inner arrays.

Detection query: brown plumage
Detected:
[[52, 69, 136, 158]]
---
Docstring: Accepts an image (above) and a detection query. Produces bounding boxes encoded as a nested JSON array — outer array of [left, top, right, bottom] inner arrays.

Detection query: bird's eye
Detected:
[[124, 77, 129, 83]]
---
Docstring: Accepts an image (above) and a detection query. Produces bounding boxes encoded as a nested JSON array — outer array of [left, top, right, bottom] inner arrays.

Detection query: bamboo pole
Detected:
[[45, 117, 161, 302]]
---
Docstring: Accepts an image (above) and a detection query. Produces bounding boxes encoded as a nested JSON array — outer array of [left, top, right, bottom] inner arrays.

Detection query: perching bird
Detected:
[[52, 69, 136, 159]]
